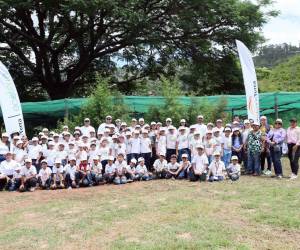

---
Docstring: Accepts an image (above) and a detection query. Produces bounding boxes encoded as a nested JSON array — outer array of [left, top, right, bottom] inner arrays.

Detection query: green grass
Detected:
[[0, 164, 299, 250]]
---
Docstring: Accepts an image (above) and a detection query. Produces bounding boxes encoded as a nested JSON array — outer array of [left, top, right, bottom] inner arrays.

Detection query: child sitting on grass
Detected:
[[207, 151, 226, 182], [226, 155, 241, 181]]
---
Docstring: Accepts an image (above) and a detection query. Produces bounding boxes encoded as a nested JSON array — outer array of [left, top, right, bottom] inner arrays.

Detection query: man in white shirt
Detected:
[[20, 158, 37, 192], [97, 115, 116, 134], [64, 156, 78, 189], [80, 118, 95, 137], [104, 156, 116, 183], [130, 130, 141, 160], [140, 130, 152, 170], [0, 152, 20, 190], [176, 127, 190, 162], [194, 115, 207, 136]]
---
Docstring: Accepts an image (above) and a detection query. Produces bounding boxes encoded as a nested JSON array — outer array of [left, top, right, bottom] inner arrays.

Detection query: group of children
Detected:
[[1, 114, 273, 192]]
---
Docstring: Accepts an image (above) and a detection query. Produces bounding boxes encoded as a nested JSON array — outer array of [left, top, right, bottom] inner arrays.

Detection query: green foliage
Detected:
[[0, 0, 276, 100], [58, 76, 131, 129], [256, 67, 271, 81], [145, 77, 229, 126], [259, 55, 300, 92]]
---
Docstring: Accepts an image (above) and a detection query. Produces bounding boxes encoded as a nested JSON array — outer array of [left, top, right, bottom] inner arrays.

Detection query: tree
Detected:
[[0, 0, 276, 99]]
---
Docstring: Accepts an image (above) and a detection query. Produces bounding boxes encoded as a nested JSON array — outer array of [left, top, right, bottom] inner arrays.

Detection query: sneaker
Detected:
[[29, 187, 35, 192], [68, 186, 72, 190], [277, 175, 283, 179], [265, 170, 272, 176], [290, 174, 298, 180]]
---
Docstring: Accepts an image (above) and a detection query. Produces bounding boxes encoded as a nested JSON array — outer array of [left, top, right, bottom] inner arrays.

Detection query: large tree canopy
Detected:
[[0, 0, 276, 99]]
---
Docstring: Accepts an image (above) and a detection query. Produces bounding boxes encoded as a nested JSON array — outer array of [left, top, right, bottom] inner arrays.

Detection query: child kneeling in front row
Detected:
[[207, 151, 226, 182], [226, 155, 241, 181]]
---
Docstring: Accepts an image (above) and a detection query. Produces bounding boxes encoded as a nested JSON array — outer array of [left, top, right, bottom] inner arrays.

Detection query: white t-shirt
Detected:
[[56, 150, 68, 161], [13, 148, 27, 164], [52, 165, 64, 174], [156, 135, 167, 155], [177, 134, 189, 150], [221, 135, 232, 150], [43, 149, 57, 166], [39, 167, 52, 182], [21, 165, 37, 177], [130, 137, 141, 154], [209, 160, 226, 177], [64, 164, 77, 180], [0, 142, 9, 155], [167, 162, 180, 171], [27, 144, 43, 159], [98, 146, 110, 161], [91, 163, 102, 174], [213, 136, 222, 153], [192, 154, 208, 172], [140, 137, 151, 154], [105, 164, 116, 174], [125, 138, 132, 155], [97, 123, 115, 134], [0, 160, 20, 176], [135, 164, 147, 174], [115, 160, 127, 172], [166, 133, 177, 149], [153, 159, 168, 172], [194, 124, 207, 136], [80, 125, 95, 137]]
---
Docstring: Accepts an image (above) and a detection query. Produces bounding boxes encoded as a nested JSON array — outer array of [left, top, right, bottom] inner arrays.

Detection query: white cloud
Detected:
[[262, 0, 300, 45]]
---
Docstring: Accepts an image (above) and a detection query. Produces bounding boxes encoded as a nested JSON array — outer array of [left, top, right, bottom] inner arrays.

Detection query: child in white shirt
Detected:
[[227, 156, 241, 181], [136, 157, 151, 181], [153, 154, 168, 179], [207, 152, 226, 182], [166, 154, 181, 179], [38, 160, 52, 189], [189, 144, 209, 182], [90, 156, 104, 185]]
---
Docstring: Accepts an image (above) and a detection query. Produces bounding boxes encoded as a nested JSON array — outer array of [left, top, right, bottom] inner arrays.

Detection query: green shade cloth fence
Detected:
[[1, 92, 300, 120]]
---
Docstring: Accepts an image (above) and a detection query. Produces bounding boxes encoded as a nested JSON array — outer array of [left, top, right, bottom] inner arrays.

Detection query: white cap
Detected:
[[80, 155, 87, 161], [212, 127, 220, 133], [151, 122, 156, 125], [131, 158, 137, 164], [41, 159, 47, 164], [132, 118, 137, 122], [196, 144, 204, 149], [190, 125, 196, 129], [194, 130, 201, 135], [32, 137, 39, 141], [63, 125, 68, 129], [139, 118, 144, 122], [168, 126, 175, 130], [13, 135, 20, 140], [135, 125, 141, 129], [275, 118, 283, 124], [55, 159, 62, 164], [232, 121, 239, 125], [216, 119, 223, 123], [144, 124, 150, 128], [92, 156, 99, 161], [68, 141, 75, 145], [53, 133, 59, 137], [75, 126, 81, 130], [48, 141, 55, 146], [207, 122, 214, 127], [25, 158, 32, 163], [106, 115, 112, 119], [213, 151, 221, 156], [244, 119, 250, 124], [142, 129, 148, 134], [182, 154, 188, 158], [159, 127, 166, 132], [121, 122, 127, 126], [1, 133, 9, 138], [134, 130, 140, 134], [138, 157, 144, 162], [112, 134, 118, 139], [252, 122, 260, 126], [232, 127, 240, 132], [16, 140, 23, 145], [105, 128, 110, 133], [84, 118, 90, 122], [125, 131, 132, 136], [159, 153, 165, 157], [206, 130, 213, 134], [166, 118, 172, 122], [178, 126, 186, 131], [231, 155, 239, 161], [260, 116, 267, 120], [224, 127, 231, 132], [74, 131, 81, 135], [197, 115, 204, 119], [108, 155, 114, 161], [69, 156, 76, 161], [42, 128, 49, 132], [180, 119, 186, 123]]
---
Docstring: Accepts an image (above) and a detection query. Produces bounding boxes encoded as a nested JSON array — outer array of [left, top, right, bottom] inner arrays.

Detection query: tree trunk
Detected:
[[46, 82, 71, 100]]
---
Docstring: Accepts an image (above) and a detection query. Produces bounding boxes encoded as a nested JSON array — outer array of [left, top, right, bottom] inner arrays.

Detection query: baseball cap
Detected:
[[138, 157, 144, 162], [131, 158, 137, 164], [182, 154, 188, 158], [69, 156, 76, 161], [275, 118, 283, 124], [180, 119, 186, 123], [166, 118, 172, 122], [231, 155, 238, 161], [32, 137, 39, 141], [16, 140, 23, 146], [108, 155, 114, 161], [92, 156, 99, 161], [213, 151, 221, 156], [84, 118, 90, 122], [197, 115, 204, 119], [25, 158, 32, 163], [55, 159, 62, 164], [1, 133, 8, 138], [224, 127, 231, 132], [196, 144, 204, 149], [41, 159, 47, 164]]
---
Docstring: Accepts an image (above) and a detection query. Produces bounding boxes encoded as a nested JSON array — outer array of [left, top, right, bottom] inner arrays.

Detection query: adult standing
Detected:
[[97, 116, 115, 134], [246, 122, 262, 176], [80, 118, 95, 137], [267, 119, 286, 178], [286, 118, 300, 180], [194, 115, 207, 136], [0, 133, 10, 163]]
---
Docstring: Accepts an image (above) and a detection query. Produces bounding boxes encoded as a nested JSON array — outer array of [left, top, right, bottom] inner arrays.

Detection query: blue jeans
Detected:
[[247, 151, 261, 174], [222, 149, 232, 168], [0, 155, 5, 163], [270, 146, 283, 176]]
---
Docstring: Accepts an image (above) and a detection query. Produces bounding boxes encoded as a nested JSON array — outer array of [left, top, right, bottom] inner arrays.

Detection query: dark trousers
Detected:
[[0, 177, 7, 190], [22, 177, 37, 191], [131, 153, 140, 161], [188, 170, 206, 182], [126, 154, 132, 165], [288, 143, 300, 175], [166, 149, 176, 162], [65, 173, 77, 188], [270, 147, 283, 176], [178, 148, 191, 162], [232, 150, 243, 163], [260, 151, 272, 171], [10, 178, 22, 191], [38, 177, 51, 189], [141, 152, 151, 171]]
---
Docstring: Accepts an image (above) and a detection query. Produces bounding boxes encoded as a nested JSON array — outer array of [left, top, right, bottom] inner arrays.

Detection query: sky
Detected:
[[261, 0, 300, 45]]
